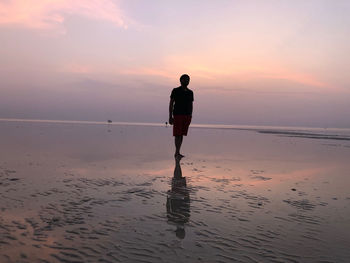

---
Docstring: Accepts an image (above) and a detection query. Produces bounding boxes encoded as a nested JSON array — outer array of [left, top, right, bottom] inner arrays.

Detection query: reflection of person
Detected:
[[169, 74, 194, 159], [166, 157, 190, 239]]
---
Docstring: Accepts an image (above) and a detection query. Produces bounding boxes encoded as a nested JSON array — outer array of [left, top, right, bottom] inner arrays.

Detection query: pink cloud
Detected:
[[174, 55, 341, 91], [0, 0, 126, 31], [120, 68, 177, 80], [61, 63, 92, 74], [121, 56, 333, 92], [256, 71, 331, 89]]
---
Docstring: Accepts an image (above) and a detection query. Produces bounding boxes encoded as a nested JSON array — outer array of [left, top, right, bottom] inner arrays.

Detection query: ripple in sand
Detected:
[[230, 190, 270, 208], [250, 175, 271, 181], [283, 199, 316, 211], [287, 213, 323, 225], [211, 177, 241, 184]]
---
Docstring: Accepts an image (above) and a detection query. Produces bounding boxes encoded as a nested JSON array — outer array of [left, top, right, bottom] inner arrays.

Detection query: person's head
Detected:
[[175, 226, 186, 239], [180, 74, 190, 87]]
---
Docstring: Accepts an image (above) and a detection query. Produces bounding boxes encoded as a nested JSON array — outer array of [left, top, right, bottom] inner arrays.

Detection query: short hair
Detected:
[[180, 74, 190, 84]]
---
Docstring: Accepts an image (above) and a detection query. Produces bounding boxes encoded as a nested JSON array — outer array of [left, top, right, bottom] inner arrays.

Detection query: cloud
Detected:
[[167, 56, 331, 89], [120, 55, 334, 92], [0, 0, 126, 32], [61, 62, 92, 74], [120, 68, 176, 80]]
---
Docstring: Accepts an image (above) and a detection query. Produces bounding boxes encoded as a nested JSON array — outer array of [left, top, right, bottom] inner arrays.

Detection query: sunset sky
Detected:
[[1, 0, 349, 127]]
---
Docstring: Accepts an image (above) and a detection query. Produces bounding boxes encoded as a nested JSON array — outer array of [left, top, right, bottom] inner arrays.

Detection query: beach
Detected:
[[0, 119, 350, 262]]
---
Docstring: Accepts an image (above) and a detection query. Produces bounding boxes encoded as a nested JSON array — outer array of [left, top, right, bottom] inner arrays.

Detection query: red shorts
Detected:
[[173, 115, 192, 136]]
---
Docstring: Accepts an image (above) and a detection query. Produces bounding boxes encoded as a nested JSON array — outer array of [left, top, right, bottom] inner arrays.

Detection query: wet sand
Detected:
[[0, 120, 350, 262]]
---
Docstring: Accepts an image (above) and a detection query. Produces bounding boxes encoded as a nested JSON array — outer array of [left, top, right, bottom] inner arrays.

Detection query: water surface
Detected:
[[0, 120, 349, 262]]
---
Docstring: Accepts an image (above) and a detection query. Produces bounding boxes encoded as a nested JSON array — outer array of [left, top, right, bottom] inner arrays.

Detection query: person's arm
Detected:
[[190, 101, 193, 117], [169, 98, 175, 125]]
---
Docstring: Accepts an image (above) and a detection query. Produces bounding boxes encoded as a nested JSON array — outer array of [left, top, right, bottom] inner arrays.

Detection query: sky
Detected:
[[0, 0, 349, 127]]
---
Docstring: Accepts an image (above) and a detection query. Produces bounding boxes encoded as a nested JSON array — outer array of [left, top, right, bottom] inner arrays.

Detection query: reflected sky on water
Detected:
[[0, 120, 350, 262]]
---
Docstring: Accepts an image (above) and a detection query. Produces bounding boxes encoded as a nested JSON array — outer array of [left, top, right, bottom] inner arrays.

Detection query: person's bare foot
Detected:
[[174, 153, 185, 159]]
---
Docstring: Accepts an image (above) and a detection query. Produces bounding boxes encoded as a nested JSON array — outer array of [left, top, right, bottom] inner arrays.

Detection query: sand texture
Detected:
[[0, 121, 350, 262]]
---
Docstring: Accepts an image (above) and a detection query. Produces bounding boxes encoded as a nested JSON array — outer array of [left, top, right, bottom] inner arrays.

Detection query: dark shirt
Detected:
[[170, 87, 194, 115]]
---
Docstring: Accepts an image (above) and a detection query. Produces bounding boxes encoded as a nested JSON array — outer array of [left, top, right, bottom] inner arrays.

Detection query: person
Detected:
[[169, 74, 194, 159]]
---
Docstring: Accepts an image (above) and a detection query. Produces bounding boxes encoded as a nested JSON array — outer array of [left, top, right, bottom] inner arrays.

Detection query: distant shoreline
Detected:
[[1, 118, 350, 135]]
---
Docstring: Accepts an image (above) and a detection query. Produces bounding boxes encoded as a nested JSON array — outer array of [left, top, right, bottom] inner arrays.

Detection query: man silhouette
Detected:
[[169, 74, 193, 158]]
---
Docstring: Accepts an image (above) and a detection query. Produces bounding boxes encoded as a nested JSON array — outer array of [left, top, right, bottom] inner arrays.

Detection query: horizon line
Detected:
[[1, 118, 350, 132]]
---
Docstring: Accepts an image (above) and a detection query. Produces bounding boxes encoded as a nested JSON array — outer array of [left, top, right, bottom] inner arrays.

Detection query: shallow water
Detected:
[[0, 120, 350, 262]]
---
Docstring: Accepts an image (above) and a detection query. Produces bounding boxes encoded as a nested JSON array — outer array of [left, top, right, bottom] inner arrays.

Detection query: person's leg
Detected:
[[175, 135, 183, 157], [173, 115, 184, 158], [175, 115, 191, 158]]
